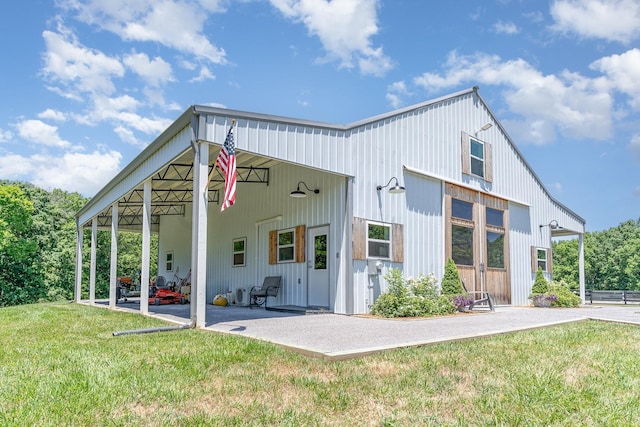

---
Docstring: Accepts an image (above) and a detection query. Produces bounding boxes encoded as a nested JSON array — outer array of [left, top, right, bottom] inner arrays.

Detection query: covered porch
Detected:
[[74, 108, 354, 327]]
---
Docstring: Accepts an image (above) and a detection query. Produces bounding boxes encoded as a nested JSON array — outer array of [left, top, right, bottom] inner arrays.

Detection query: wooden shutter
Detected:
[[547, 248, 553, 274], [461, 132, 471, 175], [531, 246, 537, 273], [484, 142, 493, 183], [269, 230, 277, 265], [392, 223, 404, 263], [295, 225, 305, 263], [352, 217, 366, 260]]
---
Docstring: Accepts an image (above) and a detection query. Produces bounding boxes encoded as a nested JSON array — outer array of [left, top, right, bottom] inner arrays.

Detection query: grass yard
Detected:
[[1, 303, 640, 426]]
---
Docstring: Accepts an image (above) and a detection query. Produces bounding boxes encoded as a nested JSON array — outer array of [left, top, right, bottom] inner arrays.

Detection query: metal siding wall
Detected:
[[201, 115, 353, 177], [347, 92, 584, 311], [203, 162, 346, 309], [509, 203, 534, 305], [158, 204, 193, 283], [404, 174, 444, 281]]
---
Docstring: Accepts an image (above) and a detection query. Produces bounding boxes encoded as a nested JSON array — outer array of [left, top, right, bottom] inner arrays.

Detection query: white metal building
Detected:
[[74, 87, 586, 327]]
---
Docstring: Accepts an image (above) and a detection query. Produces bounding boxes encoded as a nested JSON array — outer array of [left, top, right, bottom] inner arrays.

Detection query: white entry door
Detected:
[[307, 225, 330, 308]]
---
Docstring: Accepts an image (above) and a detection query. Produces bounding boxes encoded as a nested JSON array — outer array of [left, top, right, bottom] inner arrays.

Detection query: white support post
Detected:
[[90, 218, 97, 304], [74, 224, 83, 302], [190, 141, 209, 328], [342, 176, 354, 314], [140, 180, 151, 314], [109, 202, 119, 309], [579, 233, 585, 303]]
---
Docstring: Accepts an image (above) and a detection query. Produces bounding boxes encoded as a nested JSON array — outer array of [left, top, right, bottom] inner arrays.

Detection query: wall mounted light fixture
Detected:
[[539, 220, 561, 230], [474, 123, 493, 136], [376, 177, 405, 194], [290, 181, 320, 198]]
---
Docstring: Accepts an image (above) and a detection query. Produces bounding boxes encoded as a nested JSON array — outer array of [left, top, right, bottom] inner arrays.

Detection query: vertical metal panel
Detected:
[[509, 203, 534, 306], [165, 161, 349, 309]]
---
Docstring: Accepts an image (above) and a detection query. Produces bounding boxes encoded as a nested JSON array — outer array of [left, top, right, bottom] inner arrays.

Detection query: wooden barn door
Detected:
[[445, 184, 511, 305]]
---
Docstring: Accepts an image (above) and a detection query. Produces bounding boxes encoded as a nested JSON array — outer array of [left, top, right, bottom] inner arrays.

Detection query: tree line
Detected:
[[1, 180, 638, 307], [0, 181, 156, 307], [553, 218, 640, 290]]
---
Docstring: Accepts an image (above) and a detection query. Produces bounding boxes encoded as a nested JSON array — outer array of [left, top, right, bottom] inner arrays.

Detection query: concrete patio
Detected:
[[102, 300, 640, 360]]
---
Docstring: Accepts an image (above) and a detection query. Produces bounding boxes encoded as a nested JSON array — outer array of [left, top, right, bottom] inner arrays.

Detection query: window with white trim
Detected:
[[470, 138, 485, 178], [367, 222, 391, 259], [277, 228, 295, 263], [536, 248, 548, 272], [165, 251, 174, 272], [232, 237, 246, 267]]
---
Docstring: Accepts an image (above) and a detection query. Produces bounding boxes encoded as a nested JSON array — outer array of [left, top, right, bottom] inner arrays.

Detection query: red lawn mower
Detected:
[[148, 276, 186, 305]]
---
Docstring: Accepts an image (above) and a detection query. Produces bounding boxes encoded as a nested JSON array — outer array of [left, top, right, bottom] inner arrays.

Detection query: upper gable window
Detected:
[[470, 138, 484, 178], [461, 132, 493, 183]]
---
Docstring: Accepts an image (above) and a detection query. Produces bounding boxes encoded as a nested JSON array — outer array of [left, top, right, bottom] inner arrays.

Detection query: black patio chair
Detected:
[[249, 276, 282, 309]]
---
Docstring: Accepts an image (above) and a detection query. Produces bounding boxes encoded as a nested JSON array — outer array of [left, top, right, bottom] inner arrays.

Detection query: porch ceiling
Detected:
[[92, 148, 282, 231]]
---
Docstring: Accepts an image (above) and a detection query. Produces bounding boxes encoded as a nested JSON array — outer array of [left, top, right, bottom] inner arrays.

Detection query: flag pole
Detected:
[[204, 119, 235, 191]]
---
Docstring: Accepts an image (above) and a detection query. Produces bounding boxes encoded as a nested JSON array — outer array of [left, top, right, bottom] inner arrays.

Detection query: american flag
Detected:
[[216, 122, 236, 211]]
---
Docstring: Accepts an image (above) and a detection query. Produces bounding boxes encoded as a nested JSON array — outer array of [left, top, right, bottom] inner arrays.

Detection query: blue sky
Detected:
[[0, 0, 638, 232]]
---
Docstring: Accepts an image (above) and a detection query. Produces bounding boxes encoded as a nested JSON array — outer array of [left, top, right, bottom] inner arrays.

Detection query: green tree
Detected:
[[553, 218, 640, 291], [0, 184, 42, 306], [441, 258, 464, 295], [530, 267, 550, 295]]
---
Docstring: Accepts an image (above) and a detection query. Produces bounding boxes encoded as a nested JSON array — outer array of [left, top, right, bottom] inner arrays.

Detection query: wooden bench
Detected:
[[461, 281, 495, 311]]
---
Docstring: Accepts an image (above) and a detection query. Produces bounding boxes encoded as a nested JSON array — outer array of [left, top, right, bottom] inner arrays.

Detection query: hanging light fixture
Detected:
[[376, 177, 405, 194], [290, 181, 320, 198]]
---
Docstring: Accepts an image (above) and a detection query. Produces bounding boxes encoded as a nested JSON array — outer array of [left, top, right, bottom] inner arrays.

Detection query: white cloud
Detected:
[[270, 0, 393, 76], [189, 66, 216, 83], [123, 51, 174, 87], [61, 0, 227, 64], [550, 0, 640, 44], [83, 95, 172, 144], [41, 24, 125, 97], [16, 119, 72, 148], [590, 48, 640, 110], [523, 11, 544, 23], [38, 109, 68, 121], [413, 51, 613, 144], [0, 149, 122, 196], [32, 150, 122, 195], [492, 20, 519, 35], [386, 81, 410, 109], [0, 128, 13, 143]]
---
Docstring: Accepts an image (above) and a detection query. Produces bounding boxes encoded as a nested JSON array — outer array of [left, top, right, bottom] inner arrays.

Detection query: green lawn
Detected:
[[1, 303, 640, 426]]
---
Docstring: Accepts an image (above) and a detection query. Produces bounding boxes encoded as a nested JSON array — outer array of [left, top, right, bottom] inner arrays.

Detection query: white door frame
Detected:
[[306, 225, 330, 308]]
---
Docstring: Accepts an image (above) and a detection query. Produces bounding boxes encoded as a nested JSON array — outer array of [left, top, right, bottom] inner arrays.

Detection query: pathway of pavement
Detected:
[[108, 300, 640, 360]]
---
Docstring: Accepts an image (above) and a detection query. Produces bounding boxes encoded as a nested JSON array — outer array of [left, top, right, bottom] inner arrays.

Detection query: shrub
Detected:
[[370, 268, 456, 318], [370, 293, 401, 318], [409, 273, 439, 299], [441, 258, 464, 295], [549, 281, 581, 308], [530, 267, 550, 296]]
